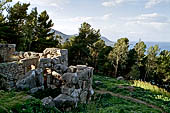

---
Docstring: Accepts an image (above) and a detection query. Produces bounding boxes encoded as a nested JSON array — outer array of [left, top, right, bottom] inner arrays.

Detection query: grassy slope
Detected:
[[71, 74, 170, 113], [0, 75, 169, 113], [0, 90, 61, 113]]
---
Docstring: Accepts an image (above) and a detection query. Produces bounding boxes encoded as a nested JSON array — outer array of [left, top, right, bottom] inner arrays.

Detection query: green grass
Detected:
[[0, 90, 28, 112], [1, 74, 170, 113], [90, 74, 170, 113], [132, 80, 170, 97], [0, 90, 61, 113], [70, 93, 162, 113]]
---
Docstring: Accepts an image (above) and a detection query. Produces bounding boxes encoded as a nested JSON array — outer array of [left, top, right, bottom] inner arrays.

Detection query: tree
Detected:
[[98, 45, 112, 75], [108, 38, 129, 77], [7, 2, 30, 50], [145, 45, 160, 81], [23, 7, 38, 51], [89, 39, 105, 71], [127, 65, 140, 80], [31, 10, 57, 52], [156, 50, 170, 87], [134, 41, 146, 67], [63, 22, 101, 65], [133, 41, 147, 80], [0, 0, 14, 44]]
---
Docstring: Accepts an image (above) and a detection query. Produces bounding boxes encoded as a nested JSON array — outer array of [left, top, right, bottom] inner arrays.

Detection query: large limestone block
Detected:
[[35, 68, 44, 86], [61, 86, 74, 95], [77, 70, 89, 81], [16, 70, 36, 90], [76, 65, 87, 71], [40, 58, 51, 64], [16, 69, 44, 90], [29, 86, 44, 94], [53, 94, 76, 108], [51, 58, 60, 64], [39, 58, 51, 68], [71, 89, 81, 98], [80, 91, 88, 103], [68, 66, 77, 73], [41, 96, 55, 107], [43, 48, 59, 56], [62, 73, 78, 85], [53, 64, 68, 73]]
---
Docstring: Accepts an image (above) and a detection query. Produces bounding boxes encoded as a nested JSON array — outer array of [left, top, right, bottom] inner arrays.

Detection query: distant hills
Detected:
[[52, 29, 114, 46], [51, 29, 73, 44], [51, 29, 170, 50]]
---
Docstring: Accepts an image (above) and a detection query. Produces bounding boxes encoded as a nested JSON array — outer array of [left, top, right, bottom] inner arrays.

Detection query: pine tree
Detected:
[[108, 38, 129, 77]]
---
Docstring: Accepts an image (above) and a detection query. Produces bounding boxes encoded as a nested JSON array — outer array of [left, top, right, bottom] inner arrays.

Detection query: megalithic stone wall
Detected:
[[0, 44, 94, 110]]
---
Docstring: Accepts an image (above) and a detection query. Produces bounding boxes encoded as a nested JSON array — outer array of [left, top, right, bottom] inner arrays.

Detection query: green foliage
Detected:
[[13, 98, 61, 113], [63, 22, 101, 65], [127, 65, 140, 80], [31, 10, 56, 52], [134, 41, 146, 67], [89, 39, 106, 70], [91, 74, 170, 113], [132, 80, 170, 97], [145, 45, 160, 81], [97, 46, 113, 75], [0, 90, 61, 113], [108, 38, 129, 77], [0, 90, 28, 112], [0, 1, 59, 51], [71, 74, 170, 113], [156, 50, 170, 87]]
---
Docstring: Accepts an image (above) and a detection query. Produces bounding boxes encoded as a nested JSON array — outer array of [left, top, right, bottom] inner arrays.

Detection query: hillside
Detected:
[[1, 74, 169, 113], [70, 75, 170, 113], [51, 29, 73, 43], [52, 29, 114, 46]]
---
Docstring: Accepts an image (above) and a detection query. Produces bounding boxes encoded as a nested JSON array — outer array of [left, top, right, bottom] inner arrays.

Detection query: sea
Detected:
[[129, 42, 170, 51]]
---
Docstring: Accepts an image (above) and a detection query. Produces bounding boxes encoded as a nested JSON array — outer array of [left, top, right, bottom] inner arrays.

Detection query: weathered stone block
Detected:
[[76, 65, 87, 71], [62, 73, 73, 83], [61, 86, 74, 95], [69, 66, 77, 73], [80, 91, 88, 103], [51, 58, 60, 64], [77, 70, 89, 81], [71, 89, 81, 98], [41, 96, 55, 107], [54, 94, 75, 108], [78, 80, 83, 89], [40, 58, 51, 64], [16, 70, 37, 90]]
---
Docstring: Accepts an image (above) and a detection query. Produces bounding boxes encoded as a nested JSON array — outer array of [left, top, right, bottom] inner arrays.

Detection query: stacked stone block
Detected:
[[0, 44, 94, 110]]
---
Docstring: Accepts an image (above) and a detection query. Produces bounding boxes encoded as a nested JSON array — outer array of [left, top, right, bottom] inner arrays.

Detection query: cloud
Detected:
[[101, 0, 137, 7], [122, 13, 170, 32], [13, 0, 69, 9], [102, 0, 125, 7], [68, 16, 94, 22], [102, 13, 112, 20], [55, 14, 114, 22], [124, 13, 169, 24], [145, 0, 170, 8], [102, 0, 170, 8], [145, 0, 162, 8]]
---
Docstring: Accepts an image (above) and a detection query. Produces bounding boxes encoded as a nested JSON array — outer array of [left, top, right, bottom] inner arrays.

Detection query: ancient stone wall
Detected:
[[0, 45, 68, 89], [0, 44, 94, 109]]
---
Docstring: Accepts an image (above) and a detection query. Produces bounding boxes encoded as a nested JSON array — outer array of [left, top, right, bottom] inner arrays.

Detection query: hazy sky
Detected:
[[13, 0, 170, 42]]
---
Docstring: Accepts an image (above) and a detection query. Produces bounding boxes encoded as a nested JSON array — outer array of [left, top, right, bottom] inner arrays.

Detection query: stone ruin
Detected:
[[0, 44, 94, 110]]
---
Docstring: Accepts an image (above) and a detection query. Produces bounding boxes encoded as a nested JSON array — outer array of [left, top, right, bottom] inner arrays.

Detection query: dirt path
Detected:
[[95, 89, 166, 113]]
